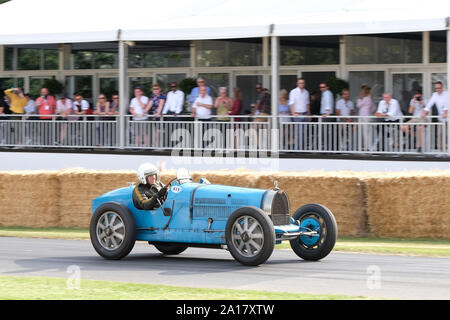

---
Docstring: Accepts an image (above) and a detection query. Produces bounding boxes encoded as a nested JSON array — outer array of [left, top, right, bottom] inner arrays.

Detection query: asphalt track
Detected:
[[1, 237, 449, 300]]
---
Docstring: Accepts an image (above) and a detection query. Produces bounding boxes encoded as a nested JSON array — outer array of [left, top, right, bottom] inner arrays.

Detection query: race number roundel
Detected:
[[171, 185, 182, 194]]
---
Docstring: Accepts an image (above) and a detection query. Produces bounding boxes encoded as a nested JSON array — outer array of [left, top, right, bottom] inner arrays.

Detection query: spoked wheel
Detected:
[[289, 204, 337, 261], [225, 206, 275, 266], [90, 202, 136, 260]]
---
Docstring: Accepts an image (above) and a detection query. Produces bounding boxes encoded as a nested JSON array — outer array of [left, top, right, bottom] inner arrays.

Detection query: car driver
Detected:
[[133, 163, 168, 210]]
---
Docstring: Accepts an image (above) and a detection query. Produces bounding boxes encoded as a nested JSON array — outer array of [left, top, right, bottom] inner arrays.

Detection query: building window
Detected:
[[430, 31, 446, 63], [392, 73, 423, 115], [346, 33, 422, 64], [280, 36, 339, 65], [197, 73, 229, 98], [348, 71, 385, 103], [156, 74, 187, 92], [73, 51, 117, 69], [128, 41, 190, 68], [196, 39, 262, 67], [3, 47, 59, 71]]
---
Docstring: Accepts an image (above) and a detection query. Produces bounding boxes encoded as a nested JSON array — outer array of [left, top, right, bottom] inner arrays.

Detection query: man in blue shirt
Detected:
[[188, 77, 212, 106]]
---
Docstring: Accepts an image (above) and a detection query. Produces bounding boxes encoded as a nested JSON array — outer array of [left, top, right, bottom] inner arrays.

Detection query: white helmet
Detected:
[[137, 163, 160, 184]]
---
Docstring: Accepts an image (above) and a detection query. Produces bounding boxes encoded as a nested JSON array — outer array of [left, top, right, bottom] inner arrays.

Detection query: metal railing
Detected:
[[0, 114, 448, 155]]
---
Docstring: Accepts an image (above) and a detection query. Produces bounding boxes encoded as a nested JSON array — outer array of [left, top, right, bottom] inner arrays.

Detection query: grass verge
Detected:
[[0, 275, 371, 300], [1, 226, 449, 257]]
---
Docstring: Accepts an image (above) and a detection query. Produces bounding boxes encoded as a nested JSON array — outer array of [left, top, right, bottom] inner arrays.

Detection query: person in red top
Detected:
[[36, 88, 56, 120]]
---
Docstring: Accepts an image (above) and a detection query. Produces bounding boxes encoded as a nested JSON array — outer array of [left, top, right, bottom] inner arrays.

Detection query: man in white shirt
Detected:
[[191, 87, 213, 121], [376, 93, 403, 122], [374, 93, 403, 151], [335, 89, 355, 151], [129, 86, 150, 147], [288, 77, 310, 150], [73, 93, 90, 121], [162, 82, 184, 118], [421, 81, 448, 122], [335, 89, 354, 121], [289, 77, 310, 119], [320, 82, 334, 117]]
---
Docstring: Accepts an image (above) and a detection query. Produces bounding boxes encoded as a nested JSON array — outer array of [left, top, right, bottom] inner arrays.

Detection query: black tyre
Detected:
[[153, 243, 188, 255], [225, 206, 275, 266], [90, 202, 136, 260], [289, 203, 337, 261]]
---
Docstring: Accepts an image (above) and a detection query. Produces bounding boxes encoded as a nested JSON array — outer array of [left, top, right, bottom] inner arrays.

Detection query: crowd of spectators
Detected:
[[0, 77, 448, 152]]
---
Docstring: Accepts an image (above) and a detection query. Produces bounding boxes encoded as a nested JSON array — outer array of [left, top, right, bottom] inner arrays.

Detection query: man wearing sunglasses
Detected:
[[162, 82, 185, 119]]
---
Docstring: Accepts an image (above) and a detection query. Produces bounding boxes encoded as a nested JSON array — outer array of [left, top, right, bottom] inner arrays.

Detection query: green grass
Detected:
[[1, 226, 449, 257], [0, 275, 370, 300]]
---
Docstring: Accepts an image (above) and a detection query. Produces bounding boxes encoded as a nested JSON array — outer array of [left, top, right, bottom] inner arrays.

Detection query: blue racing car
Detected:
[[90, 168, 337, 266]]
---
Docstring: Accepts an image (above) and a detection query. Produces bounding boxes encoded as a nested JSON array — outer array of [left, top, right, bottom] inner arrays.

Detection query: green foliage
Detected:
[[326, 77, 349, 98], [43, 78, 64, 95], [178, 78, 197, 96]]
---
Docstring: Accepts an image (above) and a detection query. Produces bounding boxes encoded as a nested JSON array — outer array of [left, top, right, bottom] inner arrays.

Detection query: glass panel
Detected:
[[348, 71, 385, 104], [44, 49, 59, 70], [430, 31, 446, 63], [197, 39, 262, 67], [431, 73, 447, 91], [74, 75, 93, 103], [74, 51, 94, 69], [95, 52, 117, 69], [280, 75, 298, 92], [30, 77, 55, 97], [0, 78, 25, 93], [128, 41, 190, 68], [129, 77, 153, 97], [197, 73, 229, 98], [280, 36, 339, 65], [236, 75, 263, 114], [346, 33, 422, 64], [3, 47, 14, 71], [17, 48, 40, 70], [302, 72, 336, 94], [156, 74, 186, 92], [100, 78, 118, 100], [392, 73, 423, 115]]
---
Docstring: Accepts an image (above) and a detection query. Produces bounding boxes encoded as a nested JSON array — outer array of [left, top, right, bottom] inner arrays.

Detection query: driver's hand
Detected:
[[157, 186, 168, 197]]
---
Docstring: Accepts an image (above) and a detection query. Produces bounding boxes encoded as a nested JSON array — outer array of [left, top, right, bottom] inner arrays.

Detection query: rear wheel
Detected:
[[90, 202, 136, 260], [225, 206, 275, 266], [153, 243, 188, 255], [289, 204, 337, 261]]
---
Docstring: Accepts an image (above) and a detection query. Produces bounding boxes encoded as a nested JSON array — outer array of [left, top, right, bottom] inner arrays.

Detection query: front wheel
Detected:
[[289, 204, 337, 261], [90, 202, 136, 260], [225, 206, 275, 266]]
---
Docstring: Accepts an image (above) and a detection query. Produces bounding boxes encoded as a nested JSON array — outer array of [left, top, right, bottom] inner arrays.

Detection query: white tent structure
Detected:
[[0, 0, 449, 150]]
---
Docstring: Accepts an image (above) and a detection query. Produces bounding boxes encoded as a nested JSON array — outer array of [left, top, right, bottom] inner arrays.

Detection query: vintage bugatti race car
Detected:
[[90, 169, 337, 266]]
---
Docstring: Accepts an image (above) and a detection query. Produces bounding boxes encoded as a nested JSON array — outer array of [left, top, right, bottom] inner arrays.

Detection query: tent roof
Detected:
[[0, 0, 448, 45]]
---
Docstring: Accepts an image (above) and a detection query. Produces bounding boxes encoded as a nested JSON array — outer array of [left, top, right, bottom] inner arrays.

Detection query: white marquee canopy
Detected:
[[0, 0, 448, 45]]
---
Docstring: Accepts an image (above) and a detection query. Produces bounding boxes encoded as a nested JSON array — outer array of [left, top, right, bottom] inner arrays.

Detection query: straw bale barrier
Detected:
[[364, 171, 450, 239], [0, 170, 60, 227], [0, 168, 449, 239]]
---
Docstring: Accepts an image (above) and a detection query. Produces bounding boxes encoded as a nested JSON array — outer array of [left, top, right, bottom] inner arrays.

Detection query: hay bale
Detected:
[[0, 170, 60, 227], [365, 171, 450, 239], [56, 168, 138, 227], [256, 171, 368, 236]]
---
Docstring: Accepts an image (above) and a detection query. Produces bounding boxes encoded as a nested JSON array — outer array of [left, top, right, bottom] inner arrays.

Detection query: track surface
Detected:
[[1, 237, 449, 299]]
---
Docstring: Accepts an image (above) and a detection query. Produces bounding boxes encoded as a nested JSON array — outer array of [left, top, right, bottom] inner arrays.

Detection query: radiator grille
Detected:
[[271, 191, 290, 225]]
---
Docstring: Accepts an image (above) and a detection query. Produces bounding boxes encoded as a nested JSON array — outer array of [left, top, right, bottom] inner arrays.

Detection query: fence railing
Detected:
[[0, 114, 448, 155]]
